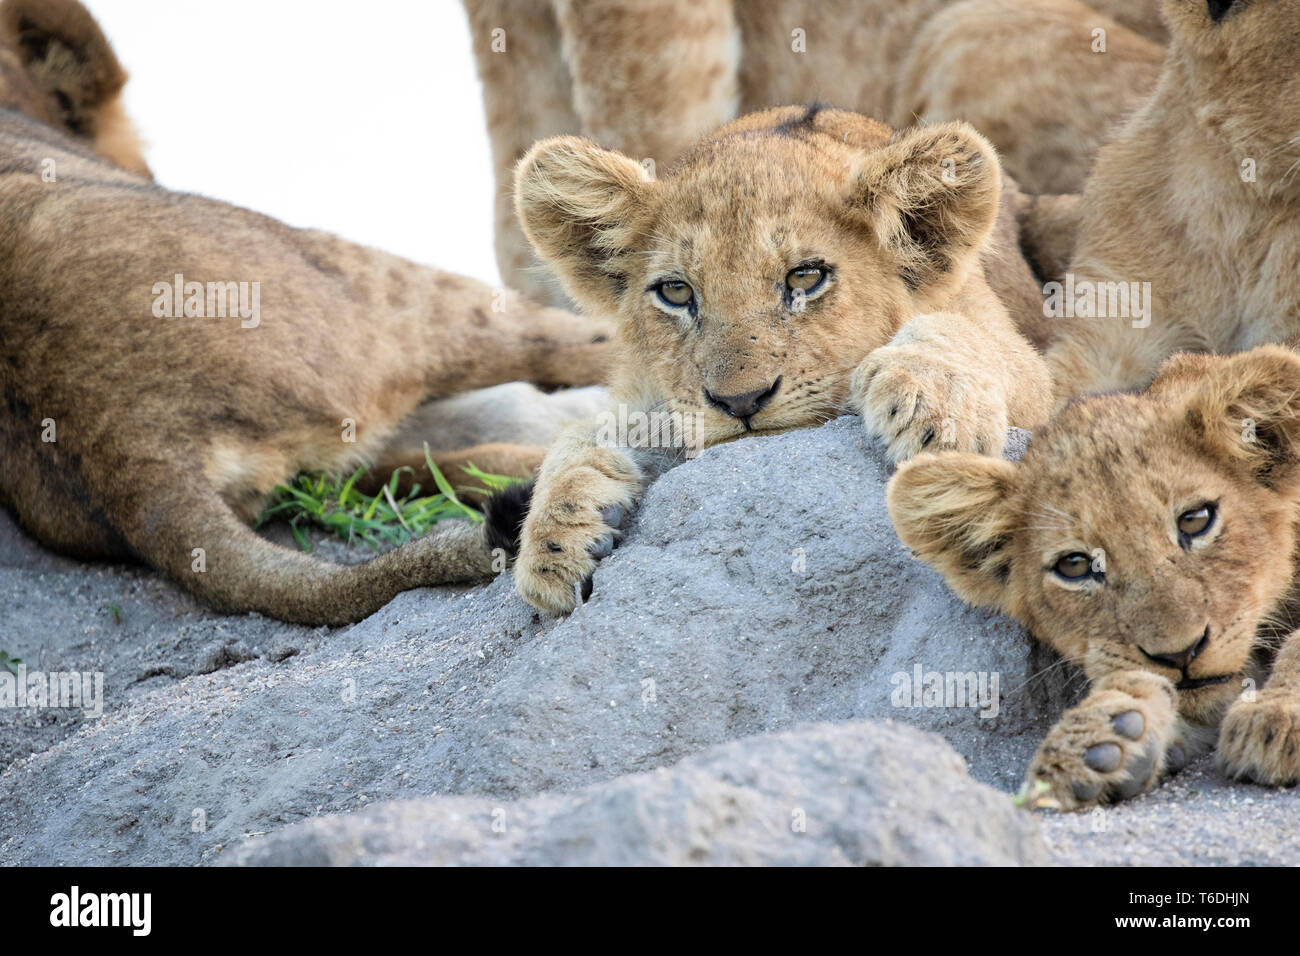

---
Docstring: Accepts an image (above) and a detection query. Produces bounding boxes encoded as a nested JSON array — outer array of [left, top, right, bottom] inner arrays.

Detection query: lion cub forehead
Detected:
[[643, 216, 815, 268], [1020, 398, 1203, 507], [702, 105, 893, 150], [648, 162, 847, 258], [1013, 400, 1227, 528], [666, 105, 893, 182]]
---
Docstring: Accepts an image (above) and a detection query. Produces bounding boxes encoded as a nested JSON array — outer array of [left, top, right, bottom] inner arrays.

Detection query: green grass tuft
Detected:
[[256, 445, 523, 553], [0, 649, 21, 675]]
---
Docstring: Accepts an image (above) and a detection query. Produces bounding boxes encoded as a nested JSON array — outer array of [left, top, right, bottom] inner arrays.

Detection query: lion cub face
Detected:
[[889, 347, 1300, 725], [515, 107, 1001, 446]]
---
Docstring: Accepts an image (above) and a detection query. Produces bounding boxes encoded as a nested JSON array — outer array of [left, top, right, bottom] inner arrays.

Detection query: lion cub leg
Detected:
[[510, 421, 645, 615], [852, 309, 1052, 462], [487, 299, 616, 391], [1218, 630, 1300, 785], [1023, 670, 1183, 810], [425, 283, 616, 392], [1045, 315, 1195, 406]]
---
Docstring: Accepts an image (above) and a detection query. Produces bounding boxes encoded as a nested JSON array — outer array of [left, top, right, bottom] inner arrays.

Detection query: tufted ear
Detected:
[[886, 452, 1020, 610], [514, 135, 654, 314], [1174, 346, 1300, 491], [0, 0, 150, 176], [845, 121, 1000, 297]]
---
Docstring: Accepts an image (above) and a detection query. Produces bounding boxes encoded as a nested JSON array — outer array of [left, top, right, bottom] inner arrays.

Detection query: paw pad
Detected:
[[1111, 710, 1144, 739], [1084, 742, 1122, 773]]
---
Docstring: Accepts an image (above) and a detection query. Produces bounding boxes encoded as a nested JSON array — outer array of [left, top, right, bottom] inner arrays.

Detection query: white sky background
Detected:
[[85, 0, 502, 286]]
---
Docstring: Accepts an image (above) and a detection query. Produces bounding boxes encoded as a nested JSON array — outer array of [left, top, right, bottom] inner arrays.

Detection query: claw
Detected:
[[587, 532, 615, 559], [1166, 743, 1186, 773], [1013, 778, 1055, 810]]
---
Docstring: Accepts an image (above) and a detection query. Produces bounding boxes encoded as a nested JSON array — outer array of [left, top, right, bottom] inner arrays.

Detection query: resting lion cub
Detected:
[[889, 346, 1300, 808], [466, 0, 1164, 307], [1047, 0, 1300, 402], [489, 106, 1053, 613], [0, 0, 612, 626]]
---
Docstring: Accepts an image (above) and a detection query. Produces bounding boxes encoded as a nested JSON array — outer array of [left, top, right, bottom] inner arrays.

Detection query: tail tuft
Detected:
[[482, 479, 533, 558]]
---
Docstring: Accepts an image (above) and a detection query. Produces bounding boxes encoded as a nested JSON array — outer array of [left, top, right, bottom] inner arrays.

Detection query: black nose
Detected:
[[1141, 626, 1210, 672], [704, 378, 781, 419]]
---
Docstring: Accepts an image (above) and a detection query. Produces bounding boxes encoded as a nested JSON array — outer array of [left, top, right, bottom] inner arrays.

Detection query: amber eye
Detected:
[[785, 265, 828, 295], [655, 280, 695, 308], [1177, 503, 1215, 539], [1054, 552, 1093, 580]]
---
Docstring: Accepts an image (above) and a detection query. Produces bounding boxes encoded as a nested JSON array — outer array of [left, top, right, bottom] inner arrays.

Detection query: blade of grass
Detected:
[[257, 456, 517, 552]]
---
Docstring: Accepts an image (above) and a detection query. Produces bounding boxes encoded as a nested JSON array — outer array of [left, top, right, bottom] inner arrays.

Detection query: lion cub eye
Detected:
[[1054, 552, 1093, 580], [785, 265, 828, 294], [654, 280, 695, 308], [1177, 503, 1216, 539]]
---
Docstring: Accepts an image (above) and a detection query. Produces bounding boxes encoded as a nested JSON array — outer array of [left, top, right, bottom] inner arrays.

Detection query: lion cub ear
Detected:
[[845, 122, 1000, 296], [0, 0, 150, 176], [1179, 346, 1300, 491], [514, 136, 654, 313], [886, 452, 1019, 610]]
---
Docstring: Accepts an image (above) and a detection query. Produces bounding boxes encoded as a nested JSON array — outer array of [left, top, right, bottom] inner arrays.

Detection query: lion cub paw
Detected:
[[1023, 675, 1179, 810], [851, 345, 1009, 462], [1218, 691, 1300, 786], [514, 464, 636, 615]]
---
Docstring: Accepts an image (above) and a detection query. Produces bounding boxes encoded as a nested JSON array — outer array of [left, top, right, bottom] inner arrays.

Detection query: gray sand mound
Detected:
[[2, 411, 1295, 865]]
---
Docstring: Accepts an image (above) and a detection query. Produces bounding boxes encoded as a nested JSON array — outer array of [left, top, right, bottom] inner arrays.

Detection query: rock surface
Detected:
[[221, 721, 1048, 866], [2, 411, 1296, 866]]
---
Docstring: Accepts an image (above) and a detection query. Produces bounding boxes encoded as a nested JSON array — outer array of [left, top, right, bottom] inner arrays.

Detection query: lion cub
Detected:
[[1047, 0, 1300, 402], [489, 106, 1053, 614], [0, 0, 612, 626], [466, 0, 1164, 307], [889, 346, 1300, 808]]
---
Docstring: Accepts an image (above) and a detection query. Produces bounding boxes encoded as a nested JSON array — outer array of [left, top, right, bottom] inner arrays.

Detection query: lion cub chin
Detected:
[[889, 346, 1300, 809], [489, 105, 1053, 614]]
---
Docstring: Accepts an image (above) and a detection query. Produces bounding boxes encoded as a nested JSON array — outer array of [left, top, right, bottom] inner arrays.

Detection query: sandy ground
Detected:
[[2, 417, 1296, 866]]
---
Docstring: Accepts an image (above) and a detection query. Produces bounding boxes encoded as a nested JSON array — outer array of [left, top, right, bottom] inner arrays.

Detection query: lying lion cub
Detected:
[[487, 106, 1053, 614], [889, 346, 1300, 808], [0, 0, 612, 626]]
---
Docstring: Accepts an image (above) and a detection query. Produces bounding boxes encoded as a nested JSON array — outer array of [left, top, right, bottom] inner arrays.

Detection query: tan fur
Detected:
[[1016, 192, 1082, 285], [1046, 0, 1300, 402], [463, 0, 1163, 305], [1080, 0, 1169, 43], [892, 0, 1163, 196], [0, 0, 150, 176], [509, 107, 1052, 614], [0, 0, 615, 626], [888, 346, 1300, 808]]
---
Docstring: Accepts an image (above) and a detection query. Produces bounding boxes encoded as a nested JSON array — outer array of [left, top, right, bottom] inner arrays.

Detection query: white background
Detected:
[[85, 0, 502, 286]]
